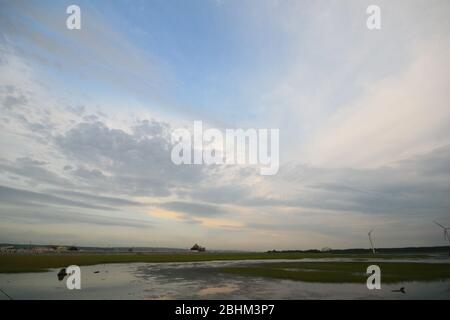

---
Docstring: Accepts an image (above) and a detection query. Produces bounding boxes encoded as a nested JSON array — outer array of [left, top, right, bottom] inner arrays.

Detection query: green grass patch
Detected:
[[0, 252, 434, 273], [219, 261, 450, 283]]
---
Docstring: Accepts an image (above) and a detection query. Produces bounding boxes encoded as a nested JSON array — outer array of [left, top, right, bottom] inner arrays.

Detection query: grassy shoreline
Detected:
[[0, 252, 437, 273], [219, 261, 450, 283]]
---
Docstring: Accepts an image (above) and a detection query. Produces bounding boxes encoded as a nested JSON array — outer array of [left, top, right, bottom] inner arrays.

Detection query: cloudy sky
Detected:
[[0, 0, 449, 250]]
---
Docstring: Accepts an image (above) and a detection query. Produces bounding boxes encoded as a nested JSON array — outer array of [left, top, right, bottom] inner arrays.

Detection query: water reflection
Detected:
[[0, 259, 449, 300]]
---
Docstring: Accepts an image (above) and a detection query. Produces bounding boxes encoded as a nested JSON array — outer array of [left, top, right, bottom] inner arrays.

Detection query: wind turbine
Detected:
[[368, 229, 376, 254], [434, 221, 450, 257], [434, 221, 450, 242]]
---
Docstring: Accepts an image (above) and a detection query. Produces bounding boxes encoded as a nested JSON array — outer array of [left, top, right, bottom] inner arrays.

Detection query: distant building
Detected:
[[32, 246, 55, 253], [0, 246, 14, 253], [190, 243, 206, 252], [321, 247, 332, 252]]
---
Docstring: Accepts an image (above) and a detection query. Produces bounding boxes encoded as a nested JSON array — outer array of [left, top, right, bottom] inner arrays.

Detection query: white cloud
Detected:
[[304, 39, 450, 167]]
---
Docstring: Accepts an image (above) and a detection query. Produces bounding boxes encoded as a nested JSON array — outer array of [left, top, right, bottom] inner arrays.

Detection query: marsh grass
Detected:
[[219, 261, 450, 283], [0, 252, 433, 273]]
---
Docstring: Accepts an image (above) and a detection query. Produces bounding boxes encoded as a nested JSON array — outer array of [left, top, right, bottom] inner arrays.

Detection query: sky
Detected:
[[0, 0, 449, 250]]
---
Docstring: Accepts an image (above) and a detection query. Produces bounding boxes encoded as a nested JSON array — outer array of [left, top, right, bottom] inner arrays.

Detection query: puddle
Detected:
[[197, 284, 239, 296]]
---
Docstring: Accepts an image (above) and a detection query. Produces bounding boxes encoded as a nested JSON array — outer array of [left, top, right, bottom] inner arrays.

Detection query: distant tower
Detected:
[[368, 230, 376, 254]]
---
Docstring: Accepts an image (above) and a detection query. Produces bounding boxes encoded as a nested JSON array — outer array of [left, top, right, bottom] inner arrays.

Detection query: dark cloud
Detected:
[[55, 120, 206, 196], [0, 158, 74, 188], [180, 185, 249, 204], [0, 185, 115, 211], [49, 189, 144, 207], [3, 94, 27, 109], [72, 166, 107, 180], [16, 157, 47, 166], [0, 205, 153, 229], [160, 201, 225, 217], [0, 88, 56, 144]]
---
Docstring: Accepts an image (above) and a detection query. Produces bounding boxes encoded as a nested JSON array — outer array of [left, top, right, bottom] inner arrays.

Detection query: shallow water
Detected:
[[1, 259, 449, 300]]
